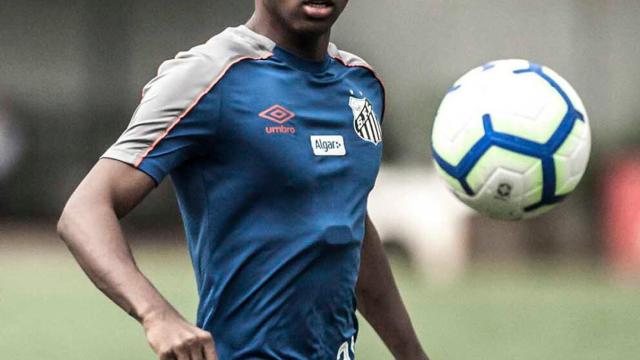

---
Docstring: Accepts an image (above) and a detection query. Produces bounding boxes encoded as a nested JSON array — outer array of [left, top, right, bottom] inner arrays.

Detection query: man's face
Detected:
[[261, 0, 349, 36]]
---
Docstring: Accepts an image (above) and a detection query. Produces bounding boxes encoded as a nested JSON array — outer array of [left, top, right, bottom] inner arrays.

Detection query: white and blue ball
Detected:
[[432, 59, 591, 220]]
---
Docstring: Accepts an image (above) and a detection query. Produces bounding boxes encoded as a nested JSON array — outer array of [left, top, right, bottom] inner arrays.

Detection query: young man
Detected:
[[57, 1, 429, 359]]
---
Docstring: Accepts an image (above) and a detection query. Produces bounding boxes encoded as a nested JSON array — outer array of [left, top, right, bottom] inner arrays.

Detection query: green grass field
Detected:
[[2, 237, 639, 360]]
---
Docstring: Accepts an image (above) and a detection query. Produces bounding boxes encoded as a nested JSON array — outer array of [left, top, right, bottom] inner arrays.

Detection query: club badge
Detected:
[[349, 97, 382, 145]]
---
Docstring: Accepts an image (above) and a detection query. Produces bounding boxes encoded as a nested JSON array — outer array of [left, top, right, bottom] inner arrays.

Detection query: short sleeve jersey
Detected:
[[103, 25, 385, 360]]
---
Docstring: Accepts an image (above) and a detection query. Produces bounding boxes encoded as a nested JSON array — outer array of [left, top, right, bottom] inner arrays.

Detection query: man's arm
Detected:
[[356, 214, 430, 360], [57, 159, 217, 360]]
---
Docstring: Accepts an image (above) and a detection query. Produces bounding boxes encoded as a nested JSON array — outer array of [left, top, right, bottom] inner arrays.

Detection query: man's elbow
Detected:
[[56, 206, 73, 243], [57, 198, 84, 244]]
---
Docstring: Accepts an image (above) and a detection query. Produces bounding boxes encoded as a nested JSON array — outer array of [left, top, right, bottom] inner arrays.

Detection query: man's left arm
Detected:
[[356, 214, 430, 360]]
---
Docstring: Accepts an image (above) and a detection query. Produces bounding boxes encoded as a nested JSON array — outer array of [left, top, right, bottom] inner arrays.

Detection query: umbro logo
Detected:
[[259, 104, 296, 134]]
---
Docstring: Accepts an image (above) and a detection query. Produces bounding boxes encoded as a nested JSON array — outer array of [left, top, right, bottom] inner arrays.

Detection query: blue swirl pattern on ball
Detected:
[[432, 62, 585, 212]]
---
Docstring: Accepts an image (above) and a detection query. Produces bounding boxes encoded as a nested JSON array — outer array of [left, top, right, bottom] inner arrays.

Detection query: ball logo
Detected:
[[349, 97, 382, 145], [496, 183, 513, 199]]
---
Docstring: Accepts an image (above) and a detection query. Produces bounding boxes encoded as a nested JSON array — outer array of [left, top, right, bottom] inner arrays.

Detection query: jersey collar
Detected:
[[272, 46, 332, 73]]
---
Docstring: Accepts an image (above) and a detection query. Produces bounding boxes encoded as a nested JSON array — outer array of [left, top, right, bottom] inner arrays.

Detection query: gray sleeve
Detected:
[[101, 50, 224, 168], [101, 26, 275, 180]]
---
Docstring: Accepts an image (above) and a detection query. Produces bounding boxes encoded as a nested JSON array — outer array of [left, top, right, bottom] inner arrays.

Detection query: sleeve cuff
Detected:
[[100, 148, 166, 186]]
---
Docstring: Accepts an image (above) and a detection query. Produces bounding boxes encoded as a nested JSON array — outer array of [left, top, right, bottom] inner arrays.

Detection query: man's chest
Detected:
[[207, 73, 384, 189]]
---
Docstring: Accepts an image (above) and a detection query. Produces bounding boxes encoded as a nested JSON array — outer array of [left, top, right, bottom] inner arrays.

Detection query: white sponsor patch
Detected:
[[310, 135, 346, 156]]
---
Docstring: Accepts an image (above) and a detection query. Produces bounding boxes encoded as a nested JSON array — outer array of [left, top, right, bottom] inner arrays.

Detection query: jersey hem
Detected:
[[99, 153, 162, 186], [101, 148, 137, 167]]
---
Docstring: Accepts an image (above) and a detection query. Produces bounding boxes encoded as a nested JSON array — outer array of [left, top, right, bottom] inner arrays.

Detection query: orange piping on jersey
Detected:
[[332, 55, 387, 119], [135, 53, 273, 168]]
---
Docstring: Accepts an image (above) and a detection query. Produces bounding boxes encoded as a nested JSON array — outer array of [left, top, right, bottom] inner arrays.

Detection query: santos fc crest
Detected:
[[349, 96, 382, 145]]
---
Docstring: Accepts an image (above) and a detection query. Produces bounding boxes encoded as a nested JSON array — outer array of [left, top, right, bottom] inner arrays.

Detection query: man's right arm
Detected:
[[57, 159, 217, 360]]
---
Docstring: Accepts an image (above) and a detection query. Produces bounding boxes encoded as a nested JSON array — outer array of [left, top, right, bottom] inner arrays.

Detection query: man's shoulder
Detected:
[[148, 26, 275, 93], [328, 44, 375, 71], [328, 44, 383, 84], [190, 25, 275, 65]]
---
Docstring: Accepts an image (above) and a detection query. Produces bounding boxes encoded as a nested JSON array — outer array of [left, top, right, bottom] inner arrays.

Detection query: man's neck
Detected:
[[246, 15, 330, 61]]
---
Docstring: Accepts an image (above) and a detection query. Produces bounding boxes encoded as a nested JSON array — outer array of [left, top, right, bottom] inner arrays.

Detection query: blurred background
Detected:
[[1, 1, 639, 359]]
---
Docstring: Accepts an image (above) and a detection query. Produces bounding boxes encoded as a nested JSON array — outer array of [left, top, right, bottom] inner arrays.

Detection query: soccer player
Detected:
[[57, 1, 429, 359]]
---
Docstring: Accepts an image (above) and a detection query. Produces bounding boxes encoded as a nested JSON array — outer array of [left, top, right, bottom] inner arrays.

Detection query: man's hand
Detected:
[[143, 309, 217, 360], [57, 159, 218, 360]]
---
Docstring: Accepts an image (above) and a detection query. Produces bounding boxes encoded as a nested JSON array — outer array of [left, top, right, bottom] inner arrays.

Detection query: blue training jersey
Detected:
[[103, 25, 385, 360]]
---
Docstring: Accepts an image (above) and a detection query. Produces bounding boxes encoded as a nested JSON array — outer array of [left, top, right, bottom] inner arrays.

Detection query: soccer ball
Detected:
[[431, 59, 591, 220]]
